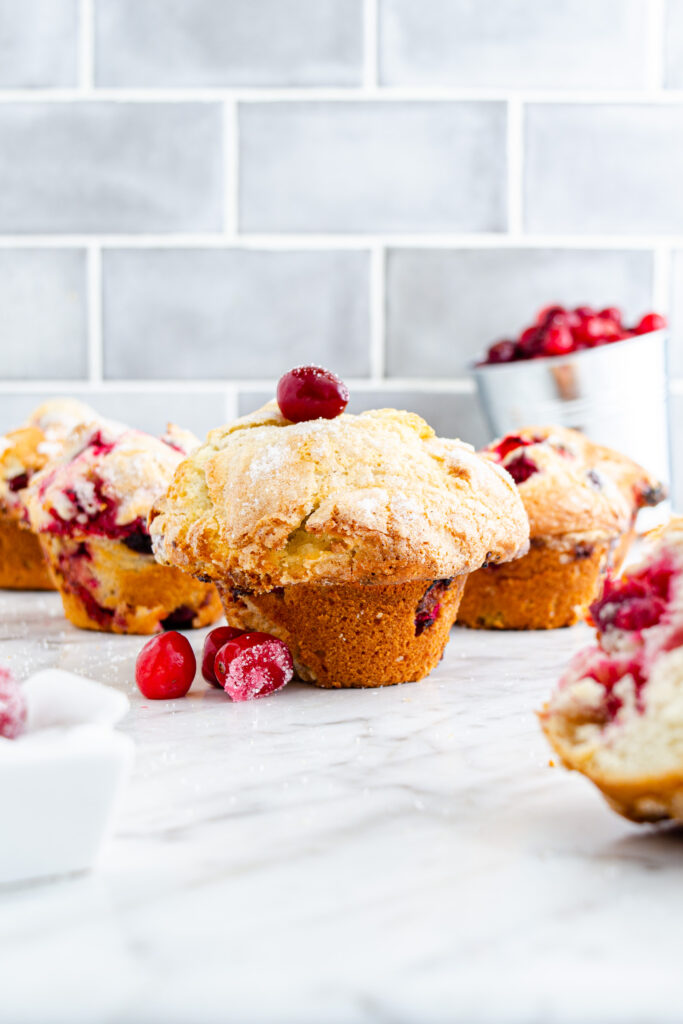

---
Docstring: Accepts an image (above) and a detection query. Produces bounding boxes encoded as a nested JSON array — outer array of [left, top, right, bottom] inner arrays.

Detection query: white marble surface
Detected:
[[1, 590, 682, 1024]]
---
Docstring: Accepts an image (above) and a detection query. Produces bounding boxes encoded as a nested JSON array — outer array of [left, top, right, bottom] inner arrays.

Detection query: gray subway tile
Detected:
[[0, 250, 87, 380], [670, 394, 683, 511], [380, 0, 647, 89], [525, 104, 683, 235], [386, 248, 654, 377], [0, 104, 223, 233], [102, 249, 371, 380], [95, 0, 362, 87], [238, 388, 488, 447], [667, 250, 683, 375], [0, 391, 227, 440], [665, 0, 683, 88], [0, 0, 78, 87], [239, 102, 507, 233]]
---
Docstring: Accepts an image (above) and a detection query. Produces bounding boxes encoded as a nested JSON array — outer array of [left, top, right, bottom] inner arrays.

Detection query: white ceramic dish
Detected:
[[0, 669, 134, 886]]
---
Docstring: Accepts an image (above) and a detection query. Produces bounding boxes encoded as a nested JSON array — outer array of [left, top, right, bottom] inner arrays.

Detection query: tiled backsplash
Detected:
[[0, 0, 681, 503]]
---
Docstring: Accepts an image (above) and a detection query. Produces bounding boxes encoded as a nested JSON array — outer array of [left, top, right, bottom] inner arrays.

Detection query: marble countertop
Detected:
[[1, 590, 681, 1024]]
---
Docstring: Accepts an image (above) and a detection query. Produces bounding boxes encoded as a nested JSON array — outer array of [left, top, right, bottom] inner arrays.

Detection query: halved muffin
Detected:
[[149, 402, 529, 688], [458, 426, 664, 630], [541, 519, 683, 823]]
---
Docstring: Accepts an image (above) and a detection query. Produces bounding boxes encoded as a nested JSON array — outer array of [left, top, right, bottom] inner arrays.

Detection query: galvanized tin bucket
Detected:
[[471, 330, 671, 529]]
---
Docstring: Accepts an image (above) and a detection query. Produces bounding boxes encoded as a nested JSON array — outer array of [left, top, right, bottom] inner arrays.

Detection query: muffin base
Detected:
[[457, 538, 617, 630], [41, 534, 222, 634], [0, 512, 55, 590], [217, 577, 466, 688]]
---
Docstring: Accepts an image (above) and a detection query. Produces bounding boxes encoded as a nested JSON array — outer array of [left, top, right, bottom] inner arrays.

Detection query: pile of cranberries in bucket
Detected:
[[481, 306, 667, 365]]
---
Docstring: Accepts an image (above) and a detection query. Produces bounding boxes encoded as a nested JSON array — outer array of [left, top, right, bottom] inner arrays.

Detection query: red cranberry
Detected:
[[0, 669, 27, 739], [490, 433, 543, 461], [505, 453, 539, 485], [598, 306, 622, 324], [542, 323, 574, 356], [635, 312, 666, 335], [201, 625, 245, 686], [135, 632, 196, 700], [276, 365, 349, 423], [574, 316, 618, 346], [535, 304, 565, 325], [573, 305, 595, 320], [485, 339, 516, 364], [214, 632, 293, 701], [517, 326, 542, 358]]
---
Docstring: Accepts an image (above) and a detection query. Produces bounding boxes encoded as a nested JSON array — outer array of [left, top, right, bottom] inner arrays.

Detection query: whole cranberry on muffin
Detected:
[[25, 420, 222, 634], [149, 399, 529, 688], [0, 398, 99, 590], [540, 519, 683, 823], [457, 426, 664, 631]]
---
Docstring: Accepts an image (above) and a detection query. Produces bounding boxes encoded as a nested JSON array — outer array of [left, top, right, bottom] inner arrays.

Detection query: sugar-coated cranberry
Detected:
[[214, 632, 293, 701], [0, 668, 27, 740], [505, 453, 539, 485], [201, 625, 245, 686], [276, 365, 349, 423], [542, 323, 574, 356], [635, 312, 667, 335], [135, 631, 196, 700], [485, 339, 516, 364]]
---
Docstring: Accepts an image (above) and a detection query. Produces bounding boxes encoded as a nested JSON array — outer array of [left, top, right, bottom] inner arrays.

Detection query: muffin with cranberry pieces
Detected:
[[541, 518, 683, 823], [149, 401, 529, 688], [25, 420, 222, 633], [0, 398, 100, 590], [457, 426, 664, 630]]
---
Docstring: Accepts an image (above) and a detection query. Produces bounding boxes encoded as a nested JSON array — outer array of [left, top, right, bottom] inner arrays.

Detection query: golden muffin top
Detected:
[[482, 426, 664, 542], [150, 401, 530, 593]]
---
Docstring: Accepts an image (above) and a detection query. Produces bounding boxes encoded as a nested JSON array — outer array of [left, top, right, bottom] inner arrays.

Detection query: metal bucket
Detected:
[[471, 330, 671, 529]]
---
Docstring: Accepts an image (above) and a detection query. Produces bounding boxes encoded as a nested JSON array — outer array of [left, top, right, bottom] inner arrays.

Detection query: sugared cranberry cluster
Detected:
[[481, 306, 667, 365], [136, 626, 293, 702]]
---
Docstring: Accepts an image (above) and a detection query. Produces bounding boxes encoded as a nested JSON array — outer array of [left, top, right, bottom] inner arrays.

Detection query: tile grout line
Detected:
[[0, 233, 679, 250], [506, 97, 523, 235], [363, 0, 379, 91], [223, 100, 239, 239], [369, 245, 386, 379], [78, 0, 94, 92], [653, 244, 672, 312], [4, 88, 683, 104], [86, 246, 103, 383], [646, 0, 666, 92]]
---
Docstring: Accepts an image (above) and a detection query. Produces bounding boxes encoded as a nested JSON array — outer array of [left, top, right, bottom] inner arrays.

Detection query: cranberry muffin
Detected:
[[457, 426, 664, 630], [149, 402, 529, 688], [25, 420, 222, 634], [541, 519, 683, 823], [0, 398, 99, 590]]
